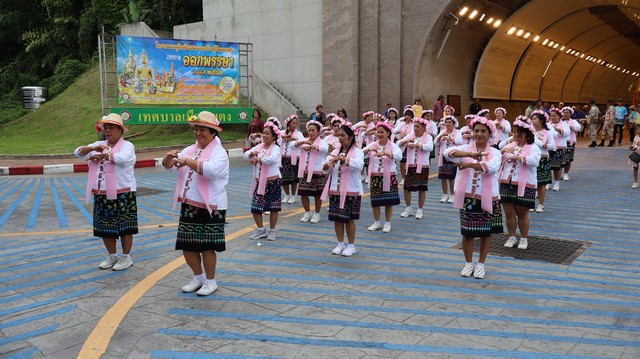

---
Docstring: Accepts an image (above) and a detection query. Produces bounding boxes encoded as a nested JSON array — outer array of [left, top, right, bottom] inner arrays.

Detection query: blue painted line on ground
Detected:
[[4, 347, 40, 359], [49, 178, 68, 228], [0, 289, 96, 317], [26, 179, 44, 228], [136, 201, 172, 221], [236, 248, 640, 291], [0, 179, 35, 229], [152, 350, 282, 359], [0, 179, 27, 202], [56, 178, 92, 224], [220, 258, 639, 305], [169, 307, 640, 348], [220, 279, 638, 319], [0, 305, 76, 330], [0, 234, 77, 253], [157, 328, 606, 359], [179, 293, 640, 333], [0, 324, 59, 347]]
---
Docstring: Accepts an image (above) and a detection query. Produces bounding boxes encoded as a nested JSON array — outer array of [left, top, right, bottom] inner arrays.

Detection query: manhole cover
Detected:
[[136, 186, 171, 197], [452, 234, 591, 265]]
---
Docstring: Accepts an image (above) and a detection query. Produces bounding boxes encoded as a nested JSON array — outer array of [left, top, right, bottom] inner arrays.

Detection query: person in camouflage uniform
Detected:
[[587, 99, 601, 147], [599, 99, 615, 147]]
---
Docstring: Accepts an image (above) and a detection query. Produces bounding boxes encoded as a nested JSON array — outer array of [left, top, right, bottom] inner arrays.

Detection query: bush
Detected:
[[43, 59, 88, 98]]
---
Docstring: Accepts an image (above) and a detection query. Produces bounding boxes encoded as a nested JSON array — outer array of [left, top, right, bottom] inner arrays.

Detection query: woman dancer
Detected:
[[492, 107, 511, 148], [531, 110, 556, 212], [435, 115, 462, 202], [280, 114, 304, 204], [398, 117, 434, 219]]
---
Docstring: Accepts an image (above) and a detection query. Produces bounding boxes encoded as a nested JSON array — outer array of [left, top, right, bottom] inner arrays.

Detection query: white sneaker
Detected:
[[563, 173, 570, 181], [249, 228, 267, 239], [181, 277, 203, 293], [504, 237, 518, 248], [196, 281, 218, 296], [310, 212, 320, 223], [518, 238, 528, 250], [283, 195, 290, 203], [415, 209, 423, 220], [264, 211, 271, 215], [447, 195, 455, 203], [529, 208, 534, 212], [552, 182, 560, 191], [288, 196, 296, 204], [382, 223, 391, 233], [535, 204, 544, 213], [98, 255, 118, 269], [545, 184, 550, 190], [361, 175, 366, 183], [341, 245, 356, 257], [368, 222, 382, 231], [365, 177, 369, 184], [461, 264, 474, 277], [267, 229, 277, 241], [300, 211, 312, 222], [633, 182, 639, 189], [331, 243, 345, 255], [400, 207, 414, 218], [399, 179, 405, 186], [112, 256, 133, 271], [440, 195, 448, 203], [473, 265, 486, 279]]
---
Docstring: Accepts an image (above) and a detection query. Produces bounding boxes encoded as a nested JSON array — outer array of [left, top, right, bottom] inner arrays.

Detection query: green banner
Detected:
[[112, 107, 253, 125]]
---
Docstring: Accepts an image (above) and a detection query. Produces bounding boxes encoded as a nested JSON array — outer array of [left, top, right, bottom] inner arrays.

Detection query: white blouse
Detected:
[[567, 119, 582, 144], [288, 137, 329, 173], [281, 130, 304, 157], [74, 140, 137, 193], [363, 141, 403, 174], [323, 148, 365, 194], [244, 144, 282, 178], [550, 121, 570, 149], [400, 133, 434, 167], [498, 144, 541, 187], [534, 128, 557, 157], [444, 144, 502, 197], [435, 129, 463, 157]]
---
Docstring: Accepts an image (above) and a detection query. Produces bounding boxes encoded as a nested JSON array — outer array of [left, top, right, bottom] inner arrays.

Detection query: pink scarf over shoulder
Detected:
[[321, 145, 356, 209], [452, 142, 494, 213], [368, 140, 393, 191], [406, 132, 430, 174], [85, 137, 124, 203], [250, 142, 275, 196], [501, 143, 532, 196], [172, 139, 218, 215], [297, 137, 322, 182]]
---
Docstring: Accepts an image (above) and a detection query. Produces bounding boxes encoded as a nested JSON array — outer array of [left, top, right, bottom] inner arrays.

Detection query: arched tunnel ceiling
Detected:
[[473, 0, 640, 103]]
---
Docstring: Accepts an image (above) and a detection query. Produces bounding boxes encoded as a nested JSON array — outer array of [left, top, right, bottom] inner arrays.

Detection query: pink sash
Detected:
[[250, 142, 275, 196], [321, 145, 356, 209], [493, 119, 508, 145], [172, 139, 218, 215], [85, 138, 124, 203], [502, 143, 532, 197], [297, 137, 322, 182], [552, 122, 564, 147], [537, 130, 549, 150], [438, 129, 457, 167], [368, 140, 393, 192], [452, 142, 494, 213], [288, 130, 301, 165], [406, 132, 430, 174]]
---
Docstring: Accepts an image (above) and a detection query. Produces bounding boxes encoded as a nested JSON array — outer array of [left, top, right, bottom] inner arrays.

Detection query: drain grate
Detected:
[[452, 234, 591, 265], [136, 186, 171, 197]]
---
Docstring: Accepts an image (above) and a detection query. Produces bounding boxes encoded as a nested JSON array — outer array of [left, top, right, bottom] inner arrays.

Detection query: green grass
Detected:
[[0, 65, 246, 155]]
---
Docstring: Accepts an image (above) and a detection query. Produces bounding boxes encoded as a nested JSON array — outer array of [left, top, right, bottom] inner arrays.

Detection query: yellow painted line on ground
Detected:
[[76, 225, 254, 359]]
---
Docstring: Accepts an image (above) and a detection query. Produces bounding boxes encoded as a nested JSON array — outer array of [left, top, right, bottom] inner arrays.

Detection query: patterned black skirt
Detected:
[[549, 149, 564, 170], [499, 183, 536, 209], [328, 194, 361, 223], [537, 156, 552, 185], [93, 192, 138, 239], [370, 175, 401, 207], [438, 159, 457, 180], [176, 204, 226, 252], [251, 178, 282, 214], [281, 157, 299, 185], [564, 143, 576, 163], [404, 166, 429, 192], [459, 198, 503, 238], [298, 173, 328, 197]]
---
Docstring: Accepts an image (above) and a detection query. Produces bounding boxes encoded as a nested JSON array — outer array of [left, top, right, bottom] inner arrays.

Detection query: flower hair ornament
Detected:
[[444, 105, 455, 114], [267, 117, 282, 129], [549, 107, 562, 116], [561, 106, 574, 115], [388, 107, 398, 115], [264, 121, 282, 137], [331, 116, 344, 126], [376, 121, 394, 133], [464, 114, 476, 121], [285, 113, 298, 127], [327, 112, 336, 119], [403, 107, 414, 116], [306, 119, 323, 131], [413, 117, 429, 127], [468, 116, 496, 135], [440, 115, 459, 128], [531, 109, 549, 122], [362, 110, 375, 118], [422, 109, 434, 116], [477, 109, 490, 117], [341, 120, 354, 131], [494, 107, 507, 115], [513, 116, 536, 135]]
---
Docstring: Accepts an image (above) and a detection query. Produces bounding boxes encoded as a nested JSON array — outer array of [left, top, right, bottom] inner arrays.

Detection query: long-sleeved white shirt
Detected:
[[74, 140, 137, 193], [534, 128, 557, 156], [289, 137, 329, 173], [444, 144, 502, 198], [400, 133, 434, 167], [244, 143, 282, 178], [323, 148, 365, 194], [550, 121, 570, 149], [498, 144, 541, 187], [363, 141, 403, 174]]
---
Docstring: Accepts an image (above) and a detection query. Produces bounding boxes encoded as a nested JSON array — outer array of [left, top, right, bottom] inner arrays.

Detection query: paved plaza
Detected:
[[0, 147, 639, 358]]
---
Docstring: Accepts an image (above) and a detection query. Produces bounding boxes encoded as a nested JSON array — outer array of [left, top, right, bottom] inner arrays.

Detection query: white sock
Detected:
[[384, 222, 391, 226], [109, 253, 118, 258], [520, 237, 527, 241], [257, 227, 265, 231], [466, 261, 473, 266], [406, 206, 412, 210], [205, 278, 216, 285], [195, 274, 205, 281], [373, 221, 380, 225], [120, 253, 130, 259], [508, 236, 516, 240], [336, 242, 345, 247], [476, 263, 485, 269], [418, 207, 423, 210], [346, 243, 355, 248]]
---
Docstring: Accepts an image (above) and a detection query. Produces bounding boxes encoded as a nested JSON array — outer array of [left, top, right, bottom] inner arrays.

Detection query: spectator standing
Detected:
[[613, 99, 628, 146], [412, 98, 424, 119], [383, 103, 393, 118], [311, 104, 327, 125], [587, 99, 601, 147], [246, 109, 264, 149], [432, 95, 445, 120], [599, 100, 615, 147], [628, 106, 637, 143], [468, 98, 482, 115]]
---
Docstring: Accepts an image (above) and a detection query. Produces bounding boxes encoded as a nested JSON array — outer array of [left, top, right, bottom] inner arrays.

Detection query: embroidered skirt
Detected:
[[537, 156, 552, 185], [251, 178, 282, 214], [564, 143, 576, 163], [281, 157, 299, 185], [404, 166, 430, 192], [400, 148, 408, 163], [328, 194, 361, 223], [549, 149, 564, 170], [459, 198, 503, 238], [93, 192, 138, 238], [297, 173, 327, 197], [499, 183, 536, 209], [438, 159, 457, 180], [370, 175, 401, 207], [176, 204, 226, 252]]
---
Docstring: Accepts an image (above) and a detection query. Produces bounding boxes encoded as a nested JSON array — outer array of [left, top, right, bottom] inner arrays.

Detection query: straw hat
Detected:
[[96, 113, 128, 132], [188, 111, 223, 132]]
